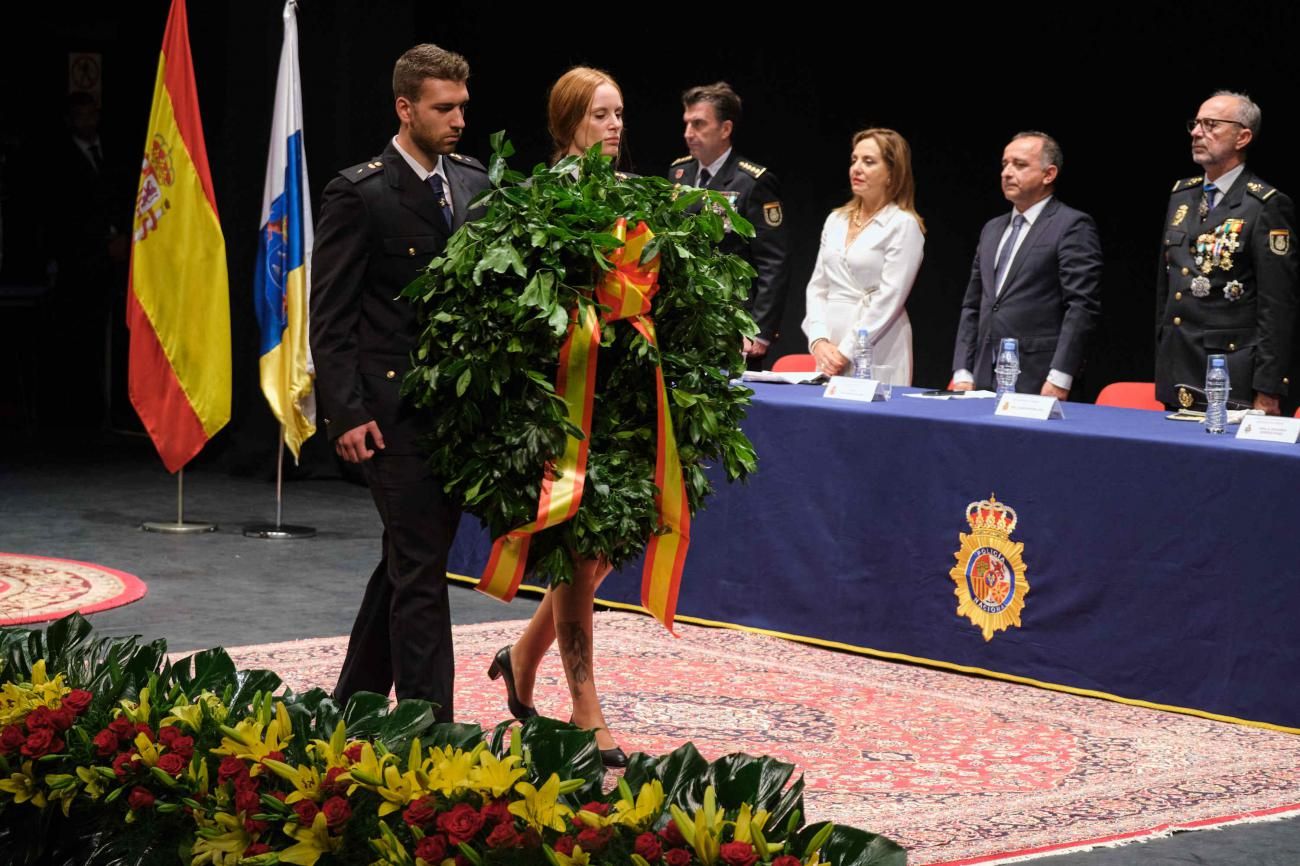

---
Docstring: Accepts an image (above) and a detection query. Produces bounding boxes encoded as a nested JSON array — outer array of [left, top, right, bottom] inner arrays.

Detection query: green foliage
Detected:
[[402, 138, 758, 585]]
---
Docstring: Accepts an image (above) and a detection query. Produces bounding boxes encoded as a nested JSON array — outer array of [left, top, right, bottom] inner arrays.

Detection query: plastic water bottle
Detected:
[[852, 328, 874, 380], [1205, 354, 1229, 434], [995, 338, 1020, 395]]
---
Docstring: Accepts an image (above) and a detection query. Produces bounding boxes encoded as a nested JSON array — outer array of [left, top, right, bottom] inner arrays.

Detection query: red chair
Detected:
[[772, 353, 817, 373], [1095, 382, 1163, 411]]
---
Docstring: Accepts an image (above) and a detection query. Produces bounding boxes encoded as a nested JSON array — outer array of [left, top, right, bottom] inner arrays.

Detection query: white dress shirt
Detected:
[[392, 137, 453, 213]]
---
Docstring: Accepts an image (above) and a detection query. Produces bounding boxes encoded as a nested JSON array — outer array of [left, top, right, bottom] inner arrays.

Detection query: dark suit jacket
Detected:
[[667, 150, 790, 341], [952, 197, 1103, 393], [1155, 168, 1298, 405], [310, 141, 489, 454]]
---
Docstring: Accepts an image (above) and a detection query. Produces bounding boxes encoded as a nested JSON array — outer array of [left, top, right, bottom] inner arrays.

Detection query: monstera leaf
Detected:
[[792, 821, 909, 866], [490, 717, 605, 801]]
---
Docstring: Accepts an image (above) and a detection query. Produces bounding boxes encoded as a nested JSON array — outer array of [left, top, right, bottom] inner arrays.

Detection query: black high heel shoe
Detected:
[[487, 645, 537, 720], [567, 717, 628, 768]]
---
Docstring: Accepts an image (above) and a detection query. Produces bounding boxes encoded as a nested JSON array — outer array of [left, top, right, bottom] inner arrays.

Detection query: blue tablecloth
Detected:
[[450, 383, 1300, 730]]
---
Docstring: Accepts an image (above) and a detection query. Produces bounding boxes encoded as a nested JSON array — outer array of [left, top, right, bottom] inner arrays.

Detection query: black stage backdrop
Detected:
[[3, 3, 1298, 473]]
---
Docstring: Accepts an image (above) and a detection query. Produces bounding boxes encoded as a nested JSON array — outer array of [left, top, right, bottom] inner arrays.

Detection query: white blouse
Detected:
[[801, 204, 925, 383]]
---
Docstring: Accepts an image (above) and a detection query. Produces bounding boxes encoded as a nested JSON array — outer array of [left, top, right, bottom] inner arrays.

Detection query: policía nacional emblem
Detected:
[[1171, 204, 1188, 227], [949, 495, 1029, 641], [1271, 229, 1291, 255]]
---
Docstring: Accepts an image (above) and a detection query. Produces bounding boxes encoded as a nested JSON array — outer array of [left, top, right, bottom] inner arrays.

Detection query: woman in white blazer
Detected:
[[803, 128, 925, 383]]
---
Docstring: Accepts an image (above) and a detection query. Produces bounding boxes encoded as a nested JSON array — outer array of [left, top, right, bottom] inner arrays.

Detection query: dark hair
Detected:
[[682, 81, 741, 129], [1011, 130, 1064, 175], [392, 44, 469, 102]]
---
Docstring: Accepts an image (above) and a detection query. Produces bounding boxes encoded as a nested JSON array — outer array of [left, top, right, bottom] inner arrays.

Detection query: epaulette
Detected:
[[341, 158, 385, 184], [671, 155, 694, 166], [737, 159, 767, 179], [1171, 175, 1203, 193], [448, 152, 487, 172], [1245, 179, 1279, 202]]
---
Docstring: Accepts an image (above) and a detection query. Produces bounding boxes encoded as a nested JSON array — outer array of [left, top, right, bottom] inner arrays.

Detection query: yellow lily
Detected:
[[306, 721, 351, 772], [190, 810, 253, 866], [76, 766, 106, 801], [0, 760, 47, 808], [343, 741, 394, 791], [424, 744, 476, 797], [611, 779, 664, 831], [376, 762, 425, 817], [509, 773, 573, 833], [279, 811, 342, 866], [211, 701, 294, 769], [469, 750, 526, 799], [119, 685, 153, 724], [160, 692, 218, 731], [262, 758, 324, 805], [550, 844, 592, 866]]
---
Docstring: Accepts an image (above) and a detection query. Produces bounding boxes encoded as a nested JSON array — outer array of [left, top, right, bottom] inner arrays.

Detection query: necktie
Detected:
[[427, 173, 453, 231], [698, 167, 712, 188], [993, 214, 1026, 296], [87, 143, 102, 173], [1200, 182, 1219, 221]]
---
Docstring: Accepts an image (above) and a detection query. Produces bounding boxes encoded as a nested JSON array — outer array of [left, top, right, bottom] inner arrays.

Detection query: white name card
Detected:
[[824, 376, 882, 403], [1236, 416, 1300, 444], [994, 394, 1064, 421]]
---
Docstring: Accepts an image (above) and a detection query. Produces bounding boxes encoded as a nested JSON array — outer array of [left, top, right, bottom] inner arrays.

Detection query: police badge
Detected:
[[949, 495, 1029, 641]]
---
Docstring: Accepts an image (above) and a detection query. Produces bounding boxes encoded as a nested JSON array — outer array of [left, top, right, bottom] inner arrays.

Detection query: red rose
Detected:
[[244, 818, 270, 835], [233, 772, 260, 793], [521, 828, 542, 848], [158, 726, 182, 747], [50, 708, 77, 731], [269, 790, 288, 802], [127, 786, 155, 810], [403, 796, 439, 828], [719, 841, 758, 866], [264, 750, 285, 764], [134, 723, 154, 741], [62, 689, 93, 714], [554, 835, 576, 856], [218, 757, 248, 784], [579, 800, 611, 816], [21, 728, 63, 758], [576, 826, 612, 853], [0, 725, 26, 753], [771, 857, 802, 866], [664, 849, 692, 866], [25, 707, 56, 731], [157, 753, 187, 777], [486, 821, 523, 849], [480, 798, 512, 826], [293, 800, 320, 825], [414, 834, 448, 863], [661, 820, 687, 847], [245, 843, 271, 856], [343, 742, 363, 763], [108, 716, 135, 740], [322, 766, 346, 792], [635, 832, 663, 861], [454, 856, 472, 866], [93, 729, 119, 757], [322, 796, 351, 830], [112, 750, 137, 778], [234, 789, 261, 815], [169, 736, 195, 760], [436, 801, 486, 845]]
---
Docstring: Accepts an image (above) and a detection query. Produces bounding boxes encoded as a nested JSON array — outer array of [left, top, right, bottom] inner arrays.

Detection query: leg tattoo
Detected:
[[556, 622, 591, 700]]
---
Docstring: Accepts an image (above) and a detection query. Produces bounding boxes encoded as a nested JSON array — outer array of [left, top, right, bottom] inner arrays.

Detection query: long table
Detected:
[[449, 383, 1300, 731]]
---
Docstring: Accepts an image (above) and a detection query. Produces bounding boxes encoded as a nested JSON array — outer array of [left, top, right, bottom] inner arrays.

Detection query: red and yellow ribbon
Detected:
[[477, 218, 691, 632]]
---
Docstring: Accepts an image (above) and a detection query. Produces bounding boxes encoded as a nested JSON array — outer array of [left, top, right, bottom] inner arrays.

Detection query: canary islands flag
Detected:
[[254, 0, 316, 458], [127, 0, 231, 473]]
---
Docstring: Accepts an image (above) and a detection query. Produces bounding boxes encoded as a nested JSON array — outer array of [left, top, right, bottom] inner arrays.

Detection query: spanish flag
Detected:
[[127, 0, 231, 473], [254, 0, 315, 459]]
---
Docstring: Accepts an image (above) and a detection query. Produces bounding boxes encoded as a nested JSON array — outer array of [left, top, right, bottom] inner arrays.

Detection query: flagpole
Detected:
[[243, 426, 315, 539], [142, 466, 217, 533]]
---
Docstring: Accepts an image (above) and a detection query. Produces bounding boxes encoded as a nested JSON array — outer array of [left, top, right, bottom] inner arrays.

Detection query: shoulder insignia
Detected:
[[447, 152, 487, 172], [1246, 180, 1278, 202], [1171, 176, 1203, 193], [671, 155, 694, 166], [341, 159, 384, 184], [737, 159, 767, 179]]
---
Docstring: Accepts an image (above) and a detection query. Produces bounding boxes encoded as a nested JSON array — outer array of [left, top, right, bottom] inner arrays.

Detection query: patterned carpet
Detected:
[[223, 613, 1300, 865], [0, 552, 147, 625]]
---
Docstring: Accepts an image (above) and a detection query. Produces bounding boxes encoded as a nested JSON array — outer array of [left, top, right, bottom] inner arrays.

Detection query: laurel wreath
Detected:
[[400, 134, 758, 585]]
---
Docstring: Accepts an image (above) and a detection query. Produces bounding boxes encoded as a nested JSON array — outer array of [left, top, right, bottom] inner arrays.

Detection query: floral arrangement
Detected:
[[0, 615, 905, 865]]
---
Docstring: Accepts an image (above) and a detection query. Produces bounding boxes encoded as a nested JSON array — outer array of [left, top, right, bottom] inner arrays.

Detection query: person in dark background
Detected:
[[667, 82, 789, 370]]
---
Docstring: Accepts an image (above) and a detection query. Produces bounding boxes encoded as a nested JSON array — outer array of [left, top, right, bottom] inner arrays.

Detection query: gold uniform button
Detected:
[[1285, 377, 1291, 385], [385, 370, 396, 380], [1229, 343, 1236, 351], [1181, 267, 1190, 276], [1173, 317, 1182, 326], [1175, 292, 1183, 300], [408, 247, 416, 256]]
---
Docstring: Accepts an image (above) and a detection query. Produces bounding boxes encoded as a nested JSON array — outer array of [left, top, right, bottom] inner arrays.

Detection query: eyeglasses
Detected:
[[1186, 117, 1245, 134]]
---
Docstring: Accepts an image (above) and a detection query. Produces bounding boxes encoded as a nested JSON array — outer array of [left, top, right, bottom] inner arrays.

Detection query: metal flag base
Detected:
[[141, 468, 218, 533], [243, 432, 315, 540], [142, 520, 218, 534], [242, 523, 315, 539]]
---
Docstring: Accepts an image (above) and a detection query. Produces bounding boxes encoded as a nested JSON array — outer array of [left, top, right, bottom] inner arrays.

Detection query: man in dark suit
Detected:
[[952, 132, 1102, 397], [667, 82, 789, 369], [1155, 91, 1297, 414], [310, 44, 489, 720]]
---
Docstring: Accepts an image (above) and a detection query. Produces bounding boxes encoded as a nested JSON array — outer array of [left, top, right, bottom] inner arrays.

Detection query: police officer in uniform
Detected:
[[1156, 90, 1297, 414], [668, 82, 789, 369], [310, 44, 490, 719]]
